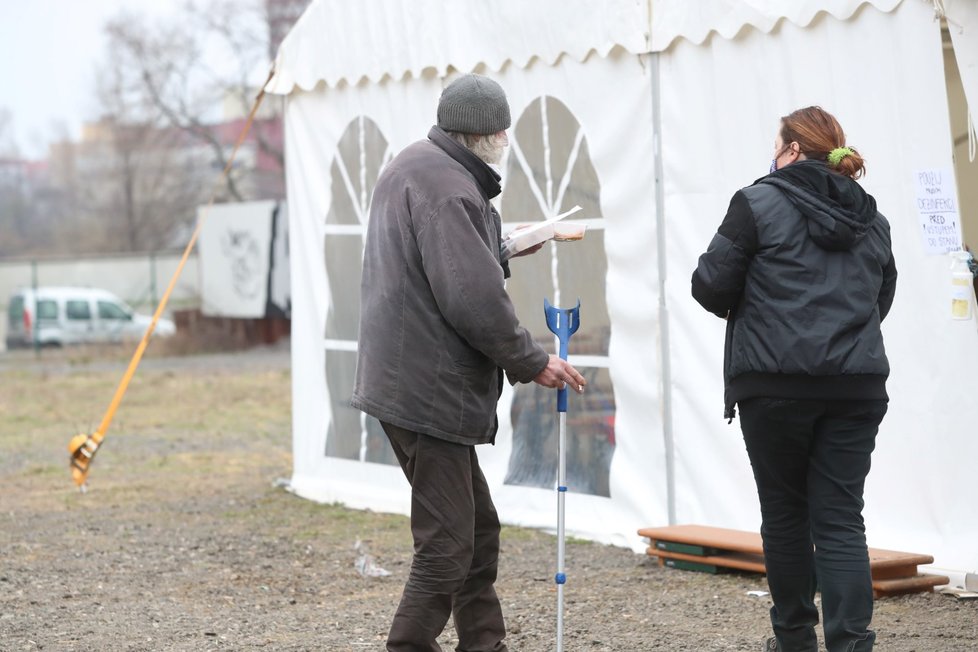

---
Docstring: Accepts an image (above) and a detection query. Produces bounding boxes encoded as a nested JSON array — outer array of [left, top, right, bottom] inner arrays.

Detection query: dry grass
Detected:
[[2, 347, 977, 651]]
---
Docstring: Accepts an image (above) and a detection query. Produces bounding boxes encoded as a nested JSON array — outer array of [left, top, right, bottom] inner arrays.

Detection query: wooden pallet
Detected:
[[638, 525, 948, 598]]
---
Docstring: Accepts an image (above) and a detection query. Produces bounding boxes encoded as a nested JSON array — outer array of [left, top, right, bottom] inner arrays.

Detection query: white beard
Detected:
[[470, 134, 507, 166]]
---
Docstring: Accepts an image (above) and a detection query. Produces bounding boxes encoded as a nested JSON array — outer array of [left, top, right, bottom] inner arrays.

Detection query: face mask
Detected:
[[770, 144, 791, 174]]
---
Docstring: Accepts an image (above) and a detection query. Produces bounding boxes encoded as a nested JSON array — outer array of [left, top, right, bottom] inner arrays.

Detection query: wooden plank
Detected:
[[867, 548, 934, 569], [650, 547, 932, 584], [873, 574, 949, 598], [871, 563, 928, 581], [642, 526, 946, 599], [640, 525, 935, 577], [649, 547, 768, 574], [651, 547, 946, 599], [639, 525, 764, 555]]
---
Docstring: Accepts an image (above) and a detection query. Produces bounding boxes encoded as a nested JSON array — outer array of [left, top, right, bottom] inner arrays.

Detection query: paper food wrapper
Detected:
[[501, 206, 587, 261]]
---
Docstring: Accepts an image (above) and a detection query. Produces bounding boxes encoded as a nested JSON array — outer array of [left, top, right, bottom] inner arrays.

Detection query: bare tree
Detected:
[[58, 0, 296, 254], [0, 109, 19, 158], [0, 109, 58, 256], [70, 31, 207, 253], [190, 0, 286, 169], [102, 0, 285, 204], [2, 1, 302, 257], [0, 159, 32, 256]]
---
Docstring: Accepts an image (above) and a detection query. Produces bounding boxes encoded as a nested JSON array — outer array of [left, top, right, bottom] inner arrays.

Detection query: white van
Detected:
[[5, 287, 176, 349]]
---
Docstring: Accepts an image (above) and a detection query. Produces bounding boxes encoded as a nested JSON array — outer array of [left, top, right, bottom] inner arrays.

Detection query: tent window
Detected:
[[323, 116, 396, 464], [501, 96, 616, 496], [319, 103, 618, 489], [506, 367, 616, 497], [324, 349, 395, 465], [943, 22, 978, 253]]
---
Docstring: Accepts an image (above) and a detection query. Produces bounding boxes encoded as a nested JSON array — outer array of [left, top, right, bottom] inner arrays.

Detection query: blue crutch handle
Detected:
[[544, 298, 581, 413]]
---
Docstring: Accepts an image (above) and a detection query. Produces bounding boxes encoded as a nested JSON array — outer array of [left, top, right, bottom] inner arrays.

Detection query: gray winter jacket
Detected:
[[692, 160, 897, 419], [351, 126, 549, 444]]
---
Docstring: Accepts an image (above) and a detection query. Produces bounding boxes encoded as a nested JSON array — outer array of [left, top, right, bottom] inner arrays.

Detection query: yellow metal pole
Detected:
[[69, 73, 274, 489]]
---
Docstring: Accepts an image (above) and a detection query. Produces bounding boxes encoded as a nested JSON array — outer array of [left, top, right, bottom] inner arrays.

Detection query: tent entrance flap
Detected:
[[943, 22, 978, 254]]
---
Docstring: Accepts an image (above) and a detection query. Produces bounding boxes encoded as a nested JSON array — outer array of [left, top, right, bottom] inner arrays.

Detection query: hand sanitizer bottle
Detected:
[[950, 250, 975, 320]]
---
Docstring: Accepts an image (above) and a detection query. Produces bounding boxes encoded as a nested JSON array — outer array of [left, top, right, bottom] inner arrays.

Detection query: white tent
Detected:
[[267, 0, 978, 575]]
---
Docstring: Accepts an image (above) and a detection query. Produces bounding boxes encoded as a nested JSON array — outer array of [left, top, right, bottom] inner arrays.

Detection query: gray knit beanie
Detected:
[[437, 74, 511, 135]]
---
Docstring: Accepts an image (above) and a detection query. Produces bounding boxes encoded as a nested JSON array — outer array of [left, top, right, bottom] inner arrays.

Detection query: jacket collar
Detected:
[[428, 126, 502, 199]]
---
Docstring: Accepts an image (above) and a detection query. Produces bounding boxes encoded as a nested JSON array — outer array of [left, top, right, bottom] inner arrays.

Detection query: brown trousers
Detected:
[[381, 422, 508, 652]]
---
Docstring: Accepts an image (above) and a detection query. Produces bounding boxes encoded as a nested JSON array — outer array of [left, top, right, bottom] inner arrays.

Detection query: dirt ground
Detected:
[[1, 343, 976, 651]]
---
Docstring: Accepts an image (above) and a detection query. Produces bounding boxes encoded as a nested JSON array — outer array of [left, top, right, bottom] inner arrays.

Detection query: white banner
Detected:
[[913, 168, 963, 255], [198, 201, 278, 318]]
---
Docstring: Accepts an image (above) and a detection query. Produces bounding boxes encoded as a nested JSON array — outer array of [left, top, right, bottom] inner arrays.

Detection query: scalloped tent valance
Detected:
[[649, 0, 905, 50], [265, 0, 650, 94], [265, 0, 923, 94]]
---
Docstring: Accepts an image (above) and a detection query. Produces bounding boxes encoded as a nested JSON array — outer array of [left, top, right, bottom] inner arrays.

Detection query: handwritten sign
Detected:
[[913, 168, 962, 255]]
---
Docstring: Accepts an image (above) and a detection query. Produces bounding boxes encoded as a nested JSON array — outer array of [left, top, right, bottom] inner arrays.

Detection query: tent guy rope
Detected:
[[67, 70, 275, 491]]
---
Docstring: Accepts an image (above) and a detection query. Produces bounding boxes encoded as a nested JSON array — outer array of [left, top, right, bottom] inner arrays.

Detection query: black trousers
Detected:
[[739, 398, 888, 652], [381, 422, 508, 652]]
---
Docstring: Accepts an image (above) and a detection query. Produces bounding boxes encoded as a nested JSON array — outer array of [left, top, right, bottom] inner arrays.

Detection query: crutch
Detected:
[[544, 298, 580, 652]]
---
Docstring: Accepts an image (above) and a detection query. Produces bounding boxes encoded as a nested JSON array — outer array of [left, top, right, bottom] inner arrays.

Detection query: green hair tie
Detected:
[[827, 146, 854, 167]]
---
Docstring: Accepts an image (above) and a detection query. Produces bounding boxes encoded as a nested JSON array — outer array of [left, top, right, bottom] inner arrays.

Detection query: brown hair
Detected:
[[780, 106, 866, 179]]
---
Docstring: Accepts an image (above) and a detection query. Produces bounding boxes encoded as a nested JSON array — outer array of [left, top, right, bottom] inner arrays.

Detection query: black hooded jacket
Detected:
[[691, 160, 897, 420]]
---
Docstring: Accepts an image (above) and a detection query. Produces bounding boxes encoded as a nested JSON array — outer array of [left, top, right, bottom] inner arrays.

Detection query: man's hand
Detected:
[[532, 354, 586, 393], [512, 242, 545, 257], [507, 224, 546, 258]]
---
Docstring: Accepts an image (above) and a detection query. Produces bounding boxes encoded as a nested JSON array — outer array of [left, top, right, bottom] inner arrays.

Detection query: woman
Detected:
[[691, 106, 897, 652]]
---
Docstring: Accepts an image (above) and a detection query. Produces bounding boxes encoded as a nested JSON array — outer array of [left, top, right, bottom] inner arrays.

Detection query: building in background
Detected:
[[266, 0, 312, 60]]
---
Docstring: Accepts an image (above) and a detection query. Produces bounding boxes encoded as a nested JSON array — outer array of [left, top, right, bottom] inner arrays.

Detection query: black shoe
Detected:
[[764, 637, 780, 651]]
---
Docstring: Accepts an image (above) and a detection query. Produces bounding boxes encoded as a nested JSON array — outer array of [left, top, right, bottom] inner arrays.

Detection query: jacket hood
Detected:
[[757, 159, 878, 251]]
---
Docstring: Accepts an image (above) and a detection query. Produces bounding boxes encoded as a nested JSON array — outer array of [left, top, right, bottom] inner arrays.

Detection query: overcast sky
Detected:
[[0, 1, 181, 159]]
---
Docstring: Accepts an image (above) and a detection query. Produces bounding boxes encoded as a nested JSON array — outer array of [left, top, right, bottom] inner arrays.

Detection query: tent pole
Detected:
[[648, 53, 677, 525]]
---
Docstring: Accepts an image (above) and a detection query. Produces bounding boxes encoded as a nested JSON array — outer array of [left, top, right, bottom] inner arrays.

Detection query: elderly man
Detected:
[[352, 73, 586, 652]]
